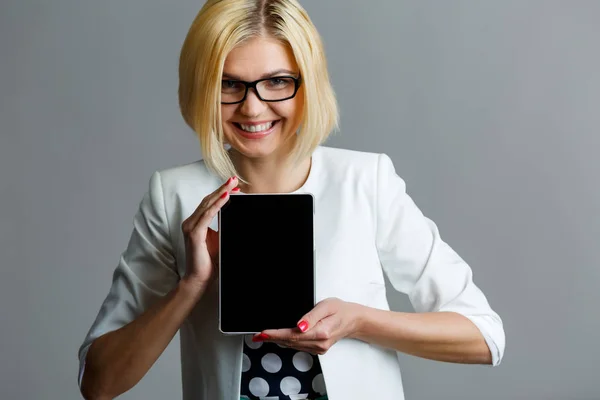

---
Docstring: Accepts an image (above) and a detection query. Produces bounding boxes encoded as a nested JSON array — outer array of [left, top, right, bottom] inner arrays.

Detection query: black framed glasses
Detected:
[[220, 75, 302, 104]]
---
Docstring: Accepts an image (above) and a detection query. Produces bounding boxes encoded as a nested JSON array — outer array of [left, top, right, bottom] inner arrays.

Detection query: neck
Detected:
[[230, 147, 312, 193]]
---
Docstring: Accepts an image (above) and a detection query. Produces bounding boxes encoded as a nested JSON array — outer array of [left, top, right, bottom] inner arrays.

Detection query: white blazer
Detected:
[[78, 146, 505, 400]]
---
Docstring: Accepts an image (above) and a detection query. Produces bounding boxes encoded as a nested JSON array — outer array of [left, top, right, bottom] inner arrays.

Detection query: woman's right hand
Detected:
[[81, 177, 240, 399], [181, 176, 239, 289]]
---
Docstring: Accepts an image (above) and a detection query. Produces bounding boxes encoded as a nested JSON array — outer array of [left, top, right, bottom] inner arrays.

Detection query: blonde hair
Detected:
[[178, 0, 339, 180]]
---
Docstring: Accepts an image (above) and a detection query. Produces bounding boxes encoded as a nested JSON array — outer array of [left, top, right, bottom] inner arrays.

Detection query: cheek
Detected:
[[221, 105, 235, 122], [276, 100, 303, 126], [220, 107, 235, 144]]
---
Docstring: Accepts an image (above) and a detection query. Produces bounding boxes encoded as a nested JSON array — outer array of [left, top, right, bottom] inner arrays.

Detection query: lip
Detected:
[[232, 120, 279, 140], [234, 120, 277, 126]]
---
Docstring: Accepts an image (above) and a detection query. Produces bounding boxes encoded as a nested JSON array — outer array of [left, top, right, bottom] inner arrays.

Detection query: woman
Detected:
[[78, 0, 505, 399]]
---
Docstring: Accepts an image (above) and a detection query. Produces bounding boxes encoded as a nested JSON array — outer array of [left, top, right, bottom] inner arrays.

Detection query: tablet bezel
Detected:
[[217, 192, 315, 335]]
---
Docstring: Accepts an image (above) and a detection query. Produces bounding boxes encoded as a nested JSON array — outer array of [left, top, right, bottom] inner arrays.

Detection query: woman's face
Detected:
[[221, 36, 304, 160]]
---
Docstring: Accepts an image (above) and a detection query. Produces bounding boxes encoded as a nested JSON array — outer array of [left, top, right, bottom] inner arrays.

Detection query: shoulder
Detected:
[[157, 158, 216, 185], [317, 145, 380, 169], [314, 147, 408, 212], [316, 146, 400, 184], [146, 158, 221, 201]]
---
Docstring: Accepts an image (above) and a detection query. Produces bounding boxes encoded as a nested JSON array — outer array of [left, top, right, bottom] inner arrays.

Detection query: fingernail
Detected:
[[252, 333, 269, 342], [232, 187, 240, 192], [220, 191, 228, 199], [297, 320, 309, 332], [226, 177, 232, 184]]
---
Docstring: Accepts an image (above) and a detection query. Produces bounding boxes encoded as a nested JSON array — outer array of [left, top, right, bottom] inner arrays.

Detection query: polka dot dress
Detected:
[[240, 335, 328, 400]]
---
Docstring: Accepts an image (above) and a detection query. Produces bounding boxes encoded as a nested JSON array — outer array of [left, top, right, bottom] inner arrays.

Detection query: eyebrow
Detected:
[[222, 69, 298, 81]]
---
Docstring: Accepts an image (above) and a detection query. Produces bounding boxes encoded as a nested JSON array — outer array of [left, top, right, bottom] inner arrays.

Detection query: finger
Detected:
[[182, 176, 238, 232], [193, 188, 231, 233], [191, 176, 237, 224], [206, 228, 220, 266], [296, 298, 338, 333], [265, 316, 335, 343], [269, 337, 331, 355], [254, 328, 297, 343], [261, 328, 309, 342], [270, 341, 319, 354]]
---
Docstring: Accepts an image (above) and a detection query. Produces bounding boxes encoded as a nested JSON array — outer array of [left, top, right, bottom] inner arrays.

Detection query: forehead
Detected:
[[223, 36, 298, 80]]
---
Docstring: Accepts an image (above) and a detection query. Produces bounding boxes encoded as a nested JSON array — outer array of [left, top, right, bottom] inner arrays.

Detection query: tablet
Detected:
[[218, 193, 315, 334]]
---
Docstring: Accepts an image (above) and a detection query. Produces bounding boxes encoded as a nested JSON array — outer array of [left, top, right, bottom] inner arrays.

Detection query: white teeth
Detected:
[[239, 121, 274, 133]]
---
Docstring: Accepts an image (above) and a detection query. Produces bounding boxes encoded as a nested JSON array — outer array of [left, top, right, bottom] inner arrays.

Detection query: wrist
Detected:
[[179, 277, 208, 300], [349, 303, 371, 340]]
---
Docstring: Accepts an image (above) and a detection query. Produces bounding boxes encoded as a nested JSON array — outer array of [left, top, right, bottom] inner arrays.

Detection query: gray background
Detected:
[[1, 0, 598, 399]]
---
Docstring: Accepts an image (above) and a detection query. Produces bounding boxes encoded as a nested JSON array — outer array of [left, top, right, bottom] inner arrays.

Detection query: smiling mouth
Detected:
[[233, 120, 279, 133]]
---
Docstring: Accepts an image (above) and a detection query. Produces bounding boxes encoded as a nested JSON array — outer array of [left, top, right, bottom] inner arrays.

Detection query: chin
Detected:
[[232, 142, 280, 159]]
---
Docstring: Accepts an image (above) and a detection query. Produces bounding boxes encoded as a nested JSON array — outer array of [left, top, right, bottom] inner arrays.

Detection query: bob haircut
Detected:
[[178, 0, 339, 180]]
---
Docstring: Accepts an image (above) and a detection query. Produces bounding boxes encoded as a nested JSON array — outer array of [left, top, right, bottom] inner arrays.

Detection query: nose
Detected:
[[239, 88, 267, 117]]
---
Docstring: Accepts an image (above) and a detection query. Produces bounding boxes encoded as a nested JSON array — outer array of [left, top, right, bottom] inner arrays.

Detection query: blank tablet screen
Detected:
[[219, 193, 315, 334]]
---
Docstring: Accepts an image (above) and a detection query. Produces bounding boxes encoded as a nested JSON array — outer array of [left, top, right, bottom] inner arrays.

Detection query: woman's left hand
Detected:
[[253, 298, 364, 355]]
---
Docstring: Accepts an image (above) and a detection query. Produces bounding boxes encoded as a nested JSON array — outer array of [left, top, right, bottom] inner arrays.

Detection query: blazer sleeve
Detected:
[[77, 171, 180, 387], [374, 153, 505, 366]]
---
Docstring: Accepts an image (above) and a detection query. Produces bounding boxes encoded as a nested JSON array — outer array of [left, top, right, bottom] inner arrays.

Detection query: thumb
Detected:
[[206, 228, 218, 248], [206, 228, 219, 262], [297, 298, 337, 333]]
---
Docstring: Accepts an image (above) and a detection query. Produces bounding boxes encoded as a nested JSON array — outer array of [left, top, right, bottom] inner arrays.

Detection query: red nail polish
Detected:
[[226, 177, 232, 184], [232, 187, 240, 192], [220, 191, 228, 199], [252, 333, 269, 342], [298, 320, 309, 332]]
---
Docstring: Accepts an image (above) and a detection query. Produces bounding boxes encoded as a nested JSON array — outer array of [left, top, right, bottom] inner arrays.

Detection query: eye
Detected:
[[221, 80, 244, 93], [265, 77, 293, 89]]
